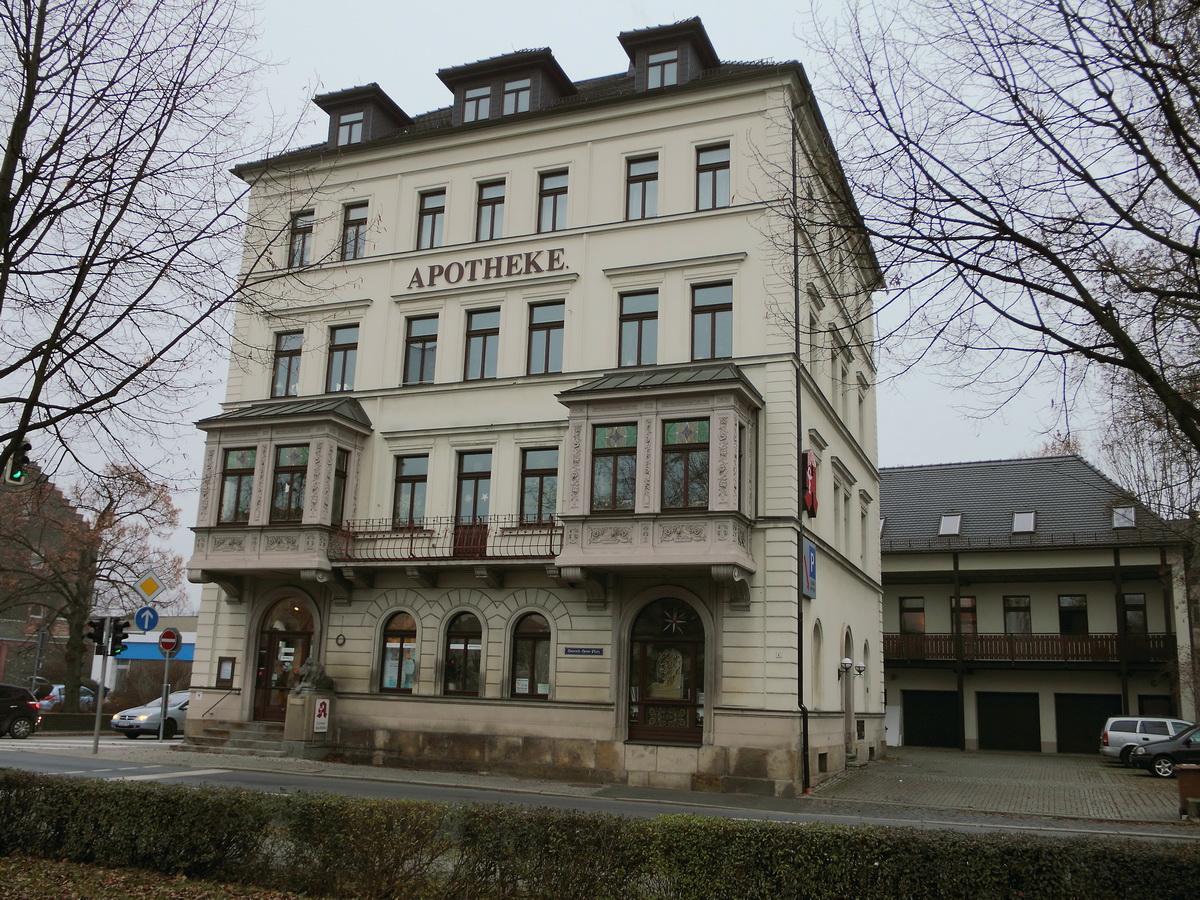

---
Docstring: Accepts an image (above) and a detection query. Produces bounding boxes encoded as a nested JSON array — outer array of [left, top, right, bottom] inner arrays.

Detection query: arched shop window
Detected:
[[511, 613, 550, 699], [380, 612, 417, 693], [628, 598, 704, 743], [443, 612, 482, 696]]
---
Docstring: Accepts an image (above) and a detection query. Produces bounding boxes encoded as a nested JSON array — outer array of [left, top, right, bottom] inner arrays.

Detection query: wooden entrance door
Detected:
[[254, 631, 310, 721]]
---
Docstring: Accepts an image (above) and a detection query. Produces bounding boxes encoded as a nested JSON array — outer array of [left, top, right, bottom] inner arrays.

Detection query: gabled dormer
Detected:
[[437, 49, 576, 127], [618, 17, 721, 92], [313, 84, 412, 149]]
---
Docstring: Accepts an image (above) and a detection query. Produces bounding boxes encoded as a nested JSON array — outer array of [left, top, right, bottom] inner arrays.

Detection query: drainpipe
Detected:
[[791, 108, 811, 793]]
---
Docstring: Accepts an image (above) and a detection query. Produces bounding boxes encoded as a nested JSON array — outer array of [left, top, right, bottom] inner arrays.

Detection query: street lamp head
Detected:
[[838, 657, 853, 679]]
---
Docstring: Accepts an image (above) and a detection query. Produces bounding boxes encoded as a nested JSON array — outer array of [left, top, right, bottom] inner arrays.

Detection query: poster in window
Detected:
[[400, 643, 416, 690], [383, 640, 401, 689], [515, 677, 529, 694]]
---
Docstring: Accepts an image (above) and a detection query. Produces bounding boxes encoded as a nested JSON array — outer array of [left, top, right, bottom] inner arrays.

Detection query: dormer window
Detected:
[[336, 111, 363, 146], [1113, 506, 1136, 528], [503, 78, 531, 115], [938, 513, 961, 536], [647, 49, 679, 89], [1012, 511, 1036, 533], [463, 86, 491, 123]]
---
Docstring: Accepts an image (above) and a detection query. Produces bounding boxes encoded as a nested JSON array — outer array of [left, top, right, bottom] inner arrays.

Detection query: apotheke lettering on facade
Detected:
[[407, 248, 566, 289]]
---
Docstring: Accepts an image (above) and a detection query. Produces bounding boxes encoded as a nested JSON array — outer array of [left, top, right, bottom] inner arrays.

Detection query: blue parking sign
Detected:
[[802, 539, 817, 598]]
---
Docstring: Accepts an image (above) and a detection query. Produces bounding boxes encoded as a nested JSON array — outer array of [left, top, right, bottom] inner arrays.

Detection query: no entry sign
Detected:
[[158, 628, 182, 659]]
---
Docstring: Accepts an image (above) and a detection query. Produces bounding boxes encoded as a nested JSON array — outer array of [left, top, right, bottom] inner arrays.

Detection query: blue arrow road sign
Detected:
[[134, 606, 159, 632]]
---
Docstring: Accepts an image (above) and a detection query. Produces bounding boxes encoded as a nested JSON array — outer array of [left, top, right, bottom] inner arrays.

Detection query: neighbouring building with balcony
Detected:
[[881, 456, 1197, 753], [186, 18, 884, 794]]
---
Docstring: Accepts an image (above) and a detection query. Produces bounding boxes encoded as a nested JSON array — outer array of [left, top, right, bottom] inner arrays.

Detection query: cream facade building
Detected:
[[186, 18, 883, 794], [881, 457, 1197, 754]]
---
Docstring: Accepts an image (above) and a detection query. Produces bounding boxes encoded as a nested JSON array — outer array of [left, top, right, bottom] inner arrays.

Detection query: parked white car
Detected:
[[38, 684, 95, 712], [110, 690, 190, 738]]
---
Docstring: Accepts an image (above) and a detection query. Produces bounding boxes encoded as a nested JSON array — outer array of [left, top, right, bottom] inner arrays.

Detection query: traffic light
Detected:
[[109, 619, 130, 656], [5, 442, 31, 484], [85, 618, 107, 655]]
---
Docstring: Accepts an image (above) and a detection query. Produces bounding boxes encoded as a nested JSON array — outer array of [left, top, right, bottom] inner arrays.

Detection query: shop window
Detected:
[[218, 448, 256, 524], [628, 598, 704, 743], [591, 424, 637, 512], [380, 612, 417, 693], [662, 419, 709, 509], [271, 331, 302, 398], [270, 445, 309, 522], [444, 612, 482, 696], [511, 613, 550, 699]]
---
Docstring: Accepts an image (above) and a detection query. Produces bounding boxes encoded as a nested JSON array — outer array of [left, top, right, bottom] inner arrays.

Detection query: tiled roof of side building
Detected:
[[879, 455, 1177, 551]]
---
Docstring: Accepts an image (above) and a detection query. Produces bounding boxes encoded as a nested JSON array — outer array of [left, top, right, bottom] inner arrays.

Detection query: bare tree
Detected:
[[0, 465, 185, 710], [0, 0, 327, 480], [799, 0, 1200, 455]]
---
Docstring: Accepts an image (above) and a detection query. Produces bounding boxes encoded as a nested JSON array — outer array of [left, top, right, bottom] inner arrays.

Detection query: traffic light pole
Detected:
[[91, 618, 112, 755]]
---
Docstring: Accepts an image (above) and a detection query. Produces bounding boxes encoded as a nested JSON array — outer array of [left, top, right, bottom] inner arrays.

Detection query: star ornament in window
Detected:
[[662, 606, 690, 634]]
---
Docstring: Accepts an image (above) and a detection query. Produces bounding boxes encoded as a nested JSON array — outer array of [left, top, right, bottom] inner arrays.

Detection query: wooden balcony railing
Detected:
[[884, 632, 1175, 664], [330, 516, 563, 563]]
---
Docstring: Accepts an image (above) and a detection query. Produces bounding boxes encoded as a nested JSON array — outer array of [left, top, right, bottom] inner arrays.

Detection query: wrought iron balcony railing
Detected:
[[330, 516, 563, 563], [884, 632, 1175, 664]]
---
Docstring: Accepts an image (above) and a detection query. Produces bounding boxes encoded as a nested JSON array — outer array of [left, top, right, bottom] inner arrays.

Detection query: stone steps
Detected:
[[183, 722, 288, 759]]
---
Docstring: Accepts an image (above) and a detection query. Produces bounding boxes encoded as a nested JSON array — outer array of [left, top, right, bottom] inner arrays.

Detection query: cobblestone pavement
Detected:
[[813, 746, 1182, 823]]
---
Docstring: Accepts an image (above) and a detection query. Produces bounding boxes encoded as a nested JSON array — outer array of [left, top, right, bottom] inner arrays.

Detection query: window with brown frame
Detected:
[[475, 181, 505, 241], [217, 448, 256, 525], [270, 445, 308, 522], [341, 203, 368, 260], [591, 424, 637, 513], [325, 324, 358, 392], [331, 448, 350, 527], [662, 419, 709, 510], [619, 291, 657, 366], [417, 190, 445, 250], [696, 144, 730, 210], [511, 613, 550, 699], [379, 612, 417, 693], [271, 331, 302, 398], [691, 282, 732, 360], [443, 612, 482, 695], [527, 301, 564, 375], [1123, 593, 1147, 635], [336, 110, 363, 146], [288, 211, 314, 267], [464, 309, 500, 380], [899, 597, 925, 634], [954, 596, 977, 635], [647, 49, 679, 89], [463, 86, 490, 123], [392, 455, 427, 527], [537, 171, 568, 233], [625, 156, 658, 220], [403, 315, 438, 385], [1004, 596, 1031, 634], [521, 448, 558, 523], [502, 78, 531, 115]]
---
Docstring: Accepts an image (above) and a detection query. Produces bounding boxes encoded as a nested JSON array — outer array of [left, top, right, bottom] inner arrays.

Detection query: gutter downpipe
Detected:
[[792, 110, 811, 793]]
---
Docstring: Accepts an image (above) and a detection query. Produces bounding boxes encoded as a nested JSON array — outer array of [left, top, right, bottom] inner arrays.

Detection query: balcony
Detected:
[[884, 633, 1176, 665], [330, 516, 563, 563]]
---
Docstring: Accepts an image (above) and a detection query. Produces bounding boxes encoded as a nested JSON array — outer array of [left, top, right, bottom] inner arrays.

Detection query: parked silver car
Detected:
[[1100, 715, 1193, 766], [110, 690, 190, 738]]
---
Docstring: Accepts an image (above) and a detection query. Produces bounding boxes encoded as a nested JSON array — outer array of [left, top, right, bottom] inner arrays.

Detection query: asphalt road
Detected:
[[1, 735, 1196, 843]]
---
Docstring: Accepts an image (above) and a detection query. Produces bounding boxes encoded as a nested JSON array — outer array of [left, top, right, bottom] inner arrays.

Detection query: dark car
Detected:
[[1129, 722, 1200, 777], [0, 683, 41, 739]]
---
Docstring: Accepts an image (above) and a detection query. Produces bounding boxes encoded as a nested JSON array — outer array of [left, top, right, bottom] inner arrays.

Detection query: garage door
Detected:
[[902, 690, 960, 748], [1055, 693, 1121, 754], [977, 692, 1041, 751]]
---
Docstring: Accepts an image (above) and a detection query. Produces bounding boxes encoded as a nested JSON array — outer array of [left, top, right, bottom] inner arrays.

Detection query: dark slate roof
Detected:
[[198, 397, 372, 430], [559, 361, 763, 402], [880, 456, 1175, 551], [233, 61, 789, 176]]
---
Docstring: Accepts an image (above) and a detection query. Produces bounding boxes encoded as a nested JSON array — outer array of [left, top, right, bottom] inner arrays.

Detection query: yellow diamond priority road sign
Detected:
[[133, 570, 165, 602]]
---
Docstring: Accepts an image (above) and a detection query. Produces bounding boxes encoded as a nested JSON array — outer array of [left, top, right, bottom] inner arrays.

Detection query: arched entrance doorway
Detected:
[[628, 598, 704, 743], [254, 597, 314, 721]]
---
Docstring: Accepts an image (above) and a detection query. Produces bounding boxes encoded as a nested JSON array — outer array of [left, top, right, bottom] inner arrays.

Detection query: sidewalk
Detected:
[[35, 737, 1192, 827]]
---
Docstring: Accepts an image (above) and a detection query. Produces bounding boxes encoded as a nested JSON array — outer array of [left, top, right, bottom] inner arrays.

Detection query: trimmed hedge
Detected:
[[0, 769, 1194, 899]]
